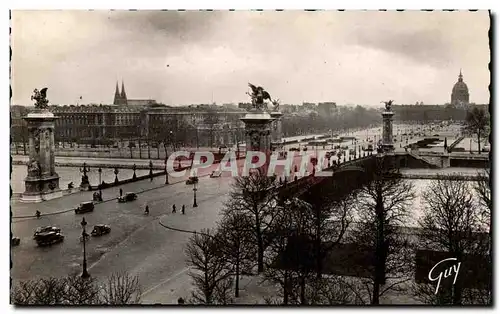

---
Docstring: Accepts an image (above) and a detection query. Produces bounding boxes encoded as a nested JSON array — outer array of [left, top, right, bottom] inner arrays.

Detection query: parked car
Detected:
[[210, 170, 222, 178], [186, 176, 199, 185], [35, 232, 64, 247], [118, 192, 137, 203], [289, 147, 300, 152], [75, 201, 95, 214], [91, 224, 111, 237], [11, 237, 20, 246], [34, 226, 61, 239]]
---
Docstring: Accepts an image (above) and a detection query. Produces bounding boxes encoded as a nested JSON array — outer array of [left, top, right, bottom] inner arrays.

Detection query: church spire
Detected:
[[113, 81, 121, 105], [121, 80, 127, 100]]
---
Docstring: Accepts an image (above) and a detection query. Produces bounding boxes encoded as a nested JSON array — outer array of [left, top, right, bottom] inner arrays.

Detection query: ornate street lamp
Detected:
[[193, 180, 198, 208], [98, 167, 102, 196], [114, 167, 119, 184], [80, 217, 90, 279], [79, 162, 90, 187]]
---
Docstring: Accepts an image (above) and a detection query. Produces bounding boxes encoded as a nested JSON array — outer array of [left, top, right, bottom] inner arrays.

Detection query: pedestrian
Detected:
[[181, 205, 185, 215], [35, 210, 41, 219], [145, 205, 149, 215], [119, 188, 123, 197], [172, 204, 176, 214]]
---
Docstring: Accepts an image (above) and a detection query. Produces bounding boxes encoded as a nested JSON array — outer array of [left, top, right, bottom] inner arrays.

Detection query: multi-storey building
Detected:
[[52, 105, 145, 141], [11, 103, 247, 148]]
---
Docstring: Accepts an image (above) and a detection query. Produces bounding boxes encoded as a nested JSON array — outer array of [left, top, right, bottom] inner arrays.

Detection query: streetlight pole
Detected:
[[80, 217, 90, 279], [193, 181, 198, 208], [98, 167, 102, 197]]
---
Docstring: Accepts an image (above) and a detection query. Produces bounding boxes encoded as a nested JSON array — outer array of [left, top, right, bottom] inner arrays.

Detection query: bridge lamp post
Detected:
[[98, 167, 102, 196], [193, 180, 198, 208], [80, 217, 90, 279]]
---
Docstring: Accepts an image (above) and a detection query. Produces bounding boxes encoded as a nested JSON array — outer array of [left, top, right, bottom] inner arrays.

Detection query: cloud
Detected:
[[10, 10, 490, 106]]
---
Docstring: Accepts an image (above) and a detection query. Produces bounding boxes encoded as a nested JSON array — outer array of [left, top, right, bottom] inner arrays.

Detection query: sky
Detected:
[[11, 10, 490, 107]]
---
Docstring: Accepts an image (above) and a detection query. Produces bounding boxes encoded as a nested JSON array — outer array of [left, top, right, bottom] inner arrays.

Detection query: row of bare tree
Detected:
[[185, 157, 492, 305], [11, 272, 142, 305]]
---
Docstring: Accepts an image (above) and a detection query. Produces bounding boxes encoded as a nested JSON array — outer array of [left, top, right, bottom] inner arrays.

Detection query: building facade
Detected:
[[11, 104, 247, 148]]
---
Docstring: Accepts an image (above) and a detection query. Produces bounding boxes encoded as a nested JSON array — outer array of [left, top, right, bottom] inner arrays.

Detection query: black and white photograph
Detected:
[[8, 9, 492, 306]]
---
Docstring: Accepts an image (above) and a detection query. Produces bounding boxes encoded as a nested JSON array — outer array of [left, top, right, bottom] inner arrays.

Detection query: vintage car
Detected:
[[289, 147, 300, 152], [186, 176, 199, 185], [35, 232, 64, 247], [210, 170, 222, 178], [75, 201, 95, 214], [91, 224, 111, 237], [33, 226, 61, 239], [118, 192, 137, 203], [11, 237, 20, 246]]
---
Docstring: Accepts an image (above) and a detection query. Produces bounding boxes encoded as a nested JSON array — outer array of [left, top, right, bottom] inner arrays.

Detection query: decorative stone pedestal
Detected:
[[270, 111, 283, 151], [381, 110, 395, 153], [21, 109, 62, 203], [240, 109, 274, 174]]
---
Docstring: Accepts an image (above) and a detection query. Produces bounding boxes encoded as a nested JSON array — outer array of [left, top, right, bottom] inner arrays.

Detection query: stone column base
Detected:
[[21, 189, 63, 203], [381, 144, 395, 153]]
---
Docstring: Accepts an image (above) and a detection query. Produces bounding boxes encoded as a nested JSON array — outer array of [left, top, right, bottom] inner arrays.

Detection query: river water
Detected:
[[10, 165, 152, 193]]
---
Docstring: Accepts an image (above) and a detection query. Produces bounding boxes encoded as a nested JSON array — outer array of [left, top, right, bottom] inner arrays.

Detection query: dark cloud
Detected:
[[105, 10, 222, 42], [352, 28, 451, 67]]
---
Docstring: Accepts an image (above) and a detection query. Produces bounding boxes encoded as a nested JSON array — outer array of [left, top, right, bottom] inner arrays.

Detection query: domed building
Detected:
[[450, 69, 470, 107]]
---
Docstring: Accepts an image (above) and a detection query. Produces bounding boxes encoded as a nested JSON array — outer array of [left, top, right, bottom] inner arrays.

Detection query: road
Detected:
[[11, 153, 327, 303]]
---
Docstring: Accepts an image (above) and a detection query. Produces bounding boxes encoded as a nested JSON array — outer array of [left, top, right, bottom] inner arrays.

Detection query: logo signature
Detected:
[[428, 257, 461, 294]]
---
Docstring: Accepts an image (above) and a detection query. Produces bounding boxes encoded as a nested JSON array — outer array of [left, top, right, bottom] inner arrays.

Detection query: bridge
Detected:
[[276, 151, 489, 201], [277, 153, 376, 199]]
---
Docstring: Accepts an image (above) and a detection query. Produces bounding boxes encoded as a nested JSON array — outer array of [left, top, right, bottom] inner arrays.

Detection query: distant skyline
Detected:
[[11, 10, 490, 106]]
